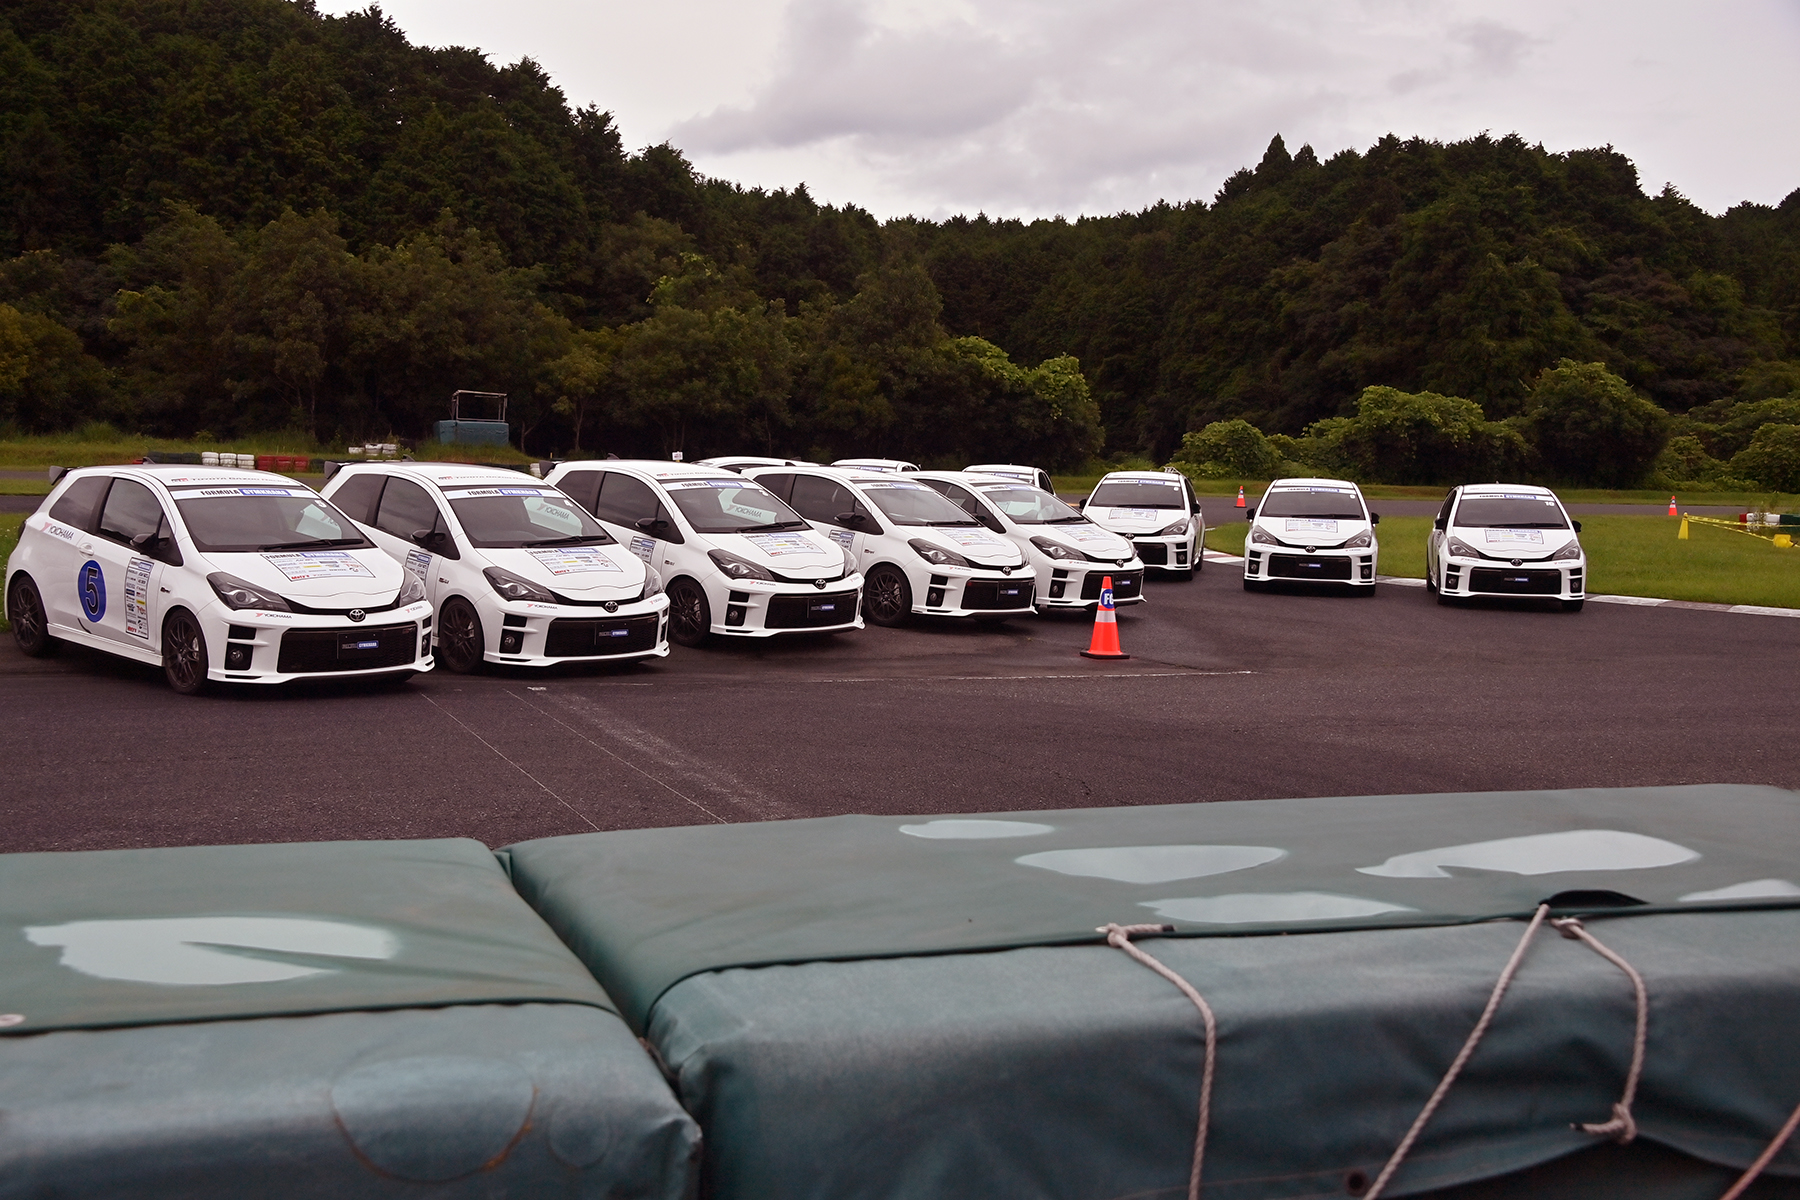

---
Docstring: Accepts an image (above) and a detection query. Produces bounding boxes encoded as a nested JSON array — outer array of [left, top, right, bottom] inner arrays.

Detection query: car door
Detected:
[[369, 476, 454, 606], [86, 477, 173, 651], [787, 474, 883, 563], [35, 475, 111, 633], [590, 471, 683, 573]]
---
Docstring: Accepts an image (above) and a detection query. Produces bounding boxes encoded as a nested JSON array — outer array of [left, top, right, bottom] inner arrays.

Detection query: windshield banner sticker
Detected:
[[940, 528, 1008, 548], [1484, 528, 1546, 545], [1108, 507, 1161, 520], [123, 557, 154, 639], [444, 486, 550, 498], [180, 486, 312, 498], [526, 546, 623, 575], [261, 550, 375, 581], [742, 532, 820, 557], [1286, 518, 1340, 534], [864, 481, 925, 489], [629, 534, 656, 565]]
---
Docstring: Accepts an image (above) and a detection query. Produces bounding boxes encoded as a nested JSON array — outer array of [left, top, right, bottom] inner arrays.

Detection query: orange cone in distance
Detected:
[[1668, 495, 1678, 516], [1235, 486, 1246, 508], [1080, 575, 1130, 660]]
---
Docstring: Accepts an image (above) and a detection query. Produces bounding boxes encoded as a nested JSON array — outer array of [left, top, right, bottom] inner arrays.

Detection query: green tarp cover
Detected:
[[1, 839, 616, 1033], [502, 784, 1800, 1031], [503, 785, 1800, 1198]]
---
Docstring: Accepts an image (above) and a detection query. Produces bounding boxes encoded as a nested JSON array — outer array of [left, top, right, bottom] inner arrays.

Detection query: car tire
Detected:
[[1425, 569, 1438, 594], [1562, 598, 1585, 612], [863, 565, 912, 627], [7, 573, 56, 657], [161, 608, 209, 695], [667, 578, 712, 647], [437, 596, 486, 672]]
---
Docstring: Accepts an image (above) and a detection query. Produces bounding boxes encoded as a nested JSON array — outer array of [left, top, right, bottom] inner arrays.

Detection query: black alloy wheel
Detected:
[[862, 565, 912, 627], [162, 608, 209, 695], [8, 573, 55, 657], [437, 597, 486, 673], [667, 579, 712, 647]]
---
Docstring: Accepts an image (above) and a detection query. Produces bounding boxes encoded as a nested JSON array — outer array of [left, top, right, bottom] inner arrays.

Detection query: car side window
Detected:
[[373, 477, 441, 540], [557, 471, 603, 516], [47, 476, 110, 530], [329, 472, 385, 525], [592, 472, 683, 544], [788, 476, 873, 531], [756, 473, 795, 501], [1437, 491, 1456, 528], [97, 479, 167, 546]]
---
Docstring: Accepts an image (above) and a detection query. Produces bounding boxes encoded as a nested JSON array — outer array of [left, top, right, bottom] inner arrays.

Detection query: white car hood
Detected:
[[483, 544, 646, 595], [918, 526, 1023, 566], [1254, 516, 1371, 548], [1087, 507, 1188, 534], [1034, 522, 1135, 560], [714, 529, 845, 577], [203, 547, 404, 604], [1452, 527, 1579, 561]]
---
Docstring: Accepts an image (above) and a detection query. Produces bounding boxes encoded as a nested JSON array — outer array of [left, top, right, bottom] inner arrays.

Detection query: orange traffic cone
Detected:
[[1080, 576, 1130, 660], [1668, 495, 1677, 516], [1235, 486, 1246, 508]]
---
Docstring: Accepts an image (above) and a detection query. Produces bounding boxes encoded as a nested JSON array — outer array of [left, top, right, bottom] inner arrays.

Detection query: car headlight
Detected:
[[1030, 535, 1087, 561], [483, 566, 554, 603], [1343, 530, 1373, 549], [1157, 518, 1190, 536], [642, 567, 665, 598], [909, 539, 970, 568], [208, 572, 291, 611], [1446, 537, 1483, 560], [708, 549, 774, 581], [1550, 540, 1583, 561], [395, 574, 427, 606], [1250, 527, 1278, 545]]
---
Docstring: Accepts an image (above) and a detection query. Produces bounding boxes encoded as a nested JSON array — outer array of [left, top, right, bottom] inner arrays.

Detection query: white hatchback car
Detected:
[[1242, 477, 1380, 594], [747, 466, 1037, 625], [321, 462, 669, 672], [1079, 471, 1205, 578], [6, 465, 431, 693], [916, 472, 1144, 610], [544, 460, 863, 647], [1427, 484, 1586, 611]]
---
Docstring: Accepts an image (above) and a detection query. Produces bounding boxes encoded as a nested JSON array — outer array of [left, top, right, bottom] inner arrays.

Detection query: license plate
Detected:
[[598, 624, 631, 641], [998, 586, 1023, 599], [808, 601, 839, 619], [338, 638, 383, 656]]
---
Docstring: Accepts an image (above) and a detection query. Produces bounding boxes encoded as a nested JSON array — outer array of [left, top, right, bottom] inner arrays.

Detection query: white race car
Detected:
[[964, 463, 1054, 493], [1079, 470, 1205, 578], [321, 462, 669, 671], [544, 460, 863, 647], [829, 458, 920, 474], [747, 466, 1037, 625], [1242, 477, 1379, 594], [1427, 484, 1586, 611], [916, 472, 1143, 610], [6, 465, 431, 693]]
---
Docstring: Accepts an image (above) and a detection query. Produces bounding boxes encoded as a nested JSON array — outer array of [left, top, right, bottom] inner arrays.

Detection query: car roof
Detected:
[[81, 464, 315, 490], [561, 460, 743, 484], [1095, 470, 1185, 482], [1458, 483, 1555, 496], [965, 463, 1041, 474], [750, 464, 898, 486], [1266, 477, 1362, 490], [831, 458, 918, 471], [343, 461, 541, 489]]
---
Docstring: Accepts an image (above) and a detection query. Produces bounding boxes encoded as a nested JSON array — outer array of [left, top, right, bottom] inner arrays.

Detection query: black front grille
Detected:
[[1469, 567, 1562, 595], [766, 589, 859, 629], [1269, 554, 1353, 581], [962, 579, 1034, 610], [1135, 541, 1169, 565], [1081, 570, 1143, 600], [544, 614, 660, 657], [285, 593, 405, 616], [277, 622, 418, 673]]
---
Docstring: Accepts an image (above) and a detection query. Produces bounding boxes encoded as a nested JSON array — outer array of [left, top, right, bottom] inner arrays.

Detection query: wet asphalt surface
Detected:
[[4, 558, 1797, 854]]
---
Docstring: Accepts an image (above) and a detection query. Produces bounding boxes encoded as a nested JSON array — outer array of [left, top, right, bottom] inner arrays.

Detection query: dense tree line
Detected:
[[0, 1, 1796, 485]]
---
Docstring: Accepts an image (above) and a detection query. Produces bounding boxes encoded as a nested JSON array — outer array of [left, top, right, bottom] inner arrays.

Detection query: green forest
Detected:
[[2, 0, 1799, 489]]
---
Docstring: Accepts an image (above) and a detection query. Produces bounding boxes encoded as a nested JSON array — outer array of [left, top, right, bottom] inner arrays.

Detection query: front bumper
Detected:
[[710, 576, 864, 637], [486, 594, 671, 664], [1129, 535, 1195, 573], [1244, 547, 1378, 586], [918, 568, 1037, 617], [1440, 557, 1585, 600], [206, 600, 435, 683], [1040, 565, 1146, 608]]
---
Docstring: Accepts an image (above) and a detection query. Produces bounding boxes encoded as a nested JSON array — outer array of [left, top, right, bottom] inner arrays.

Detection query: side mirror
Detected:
[[1244, 507, 1256, 520], [1070, 498, 1084, 510], [836, 511, 865, 526], [1573, 520, 1583, 534], [410, 528, 448, 551], [1433, 516, 1446, 531], [1369, 512, 1380, 525], [130, 532, 157, 550], [634, 516, 665, 532]]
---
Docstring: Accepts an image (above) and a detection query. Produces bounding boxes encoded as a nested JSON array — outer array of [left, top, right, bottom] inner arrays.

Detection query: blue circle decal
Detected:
[[78, 559, 106, 622]]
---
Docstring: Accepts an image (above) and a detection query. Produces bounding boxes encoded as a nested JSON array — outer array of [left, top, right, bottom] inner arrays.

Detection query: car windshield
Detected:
[[1258, 487, 1366, 520], [861, 481, 978, 526], [445, 486, 614, 547], [979, 485, 1085, 524], [1454, 495, 1569, 529], [171, 486, 372, 553], [1090, 481, 1185, 508], [663, 479, 811, 533]]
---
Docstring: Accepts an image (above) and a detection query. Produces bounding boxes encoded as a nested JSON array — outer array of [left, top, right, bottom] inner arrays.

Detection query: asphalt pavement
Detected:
[[4, 561, 1797, 855]]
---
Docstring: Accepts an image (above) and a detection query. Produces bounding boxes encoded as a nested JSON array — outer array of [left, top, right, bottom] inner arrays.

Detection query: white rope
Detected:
[[1718, 1099, 1800, 1200], [1364, 904, 1551, 1200], [1551, 916, 1647, 1143], [1100, 922, 1216, 1200]]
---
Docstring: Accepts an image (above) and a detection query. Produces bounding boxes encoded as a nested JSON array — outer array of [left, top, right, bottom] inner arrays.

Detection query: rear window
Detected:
[[47, 476, 109, 529]]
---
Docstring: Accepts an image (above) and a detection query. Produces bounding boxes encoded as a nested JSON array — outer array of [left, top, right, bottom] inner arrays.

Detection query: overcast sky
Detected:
[[317, 0, 1800, 220]]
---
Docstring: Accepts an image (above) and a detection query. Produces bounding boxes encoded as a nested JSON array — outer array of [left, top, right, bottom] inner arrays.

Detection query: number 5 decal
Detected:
[[78, 559, 106, 622]]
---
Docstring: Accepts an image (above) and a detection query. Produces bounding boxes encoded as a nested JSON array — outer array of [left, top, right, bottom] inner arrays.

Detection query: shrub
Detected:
[[1728, 424, 1800, 493], [1519, 360, 1671, 488], [1168, 419, 1282, 478]]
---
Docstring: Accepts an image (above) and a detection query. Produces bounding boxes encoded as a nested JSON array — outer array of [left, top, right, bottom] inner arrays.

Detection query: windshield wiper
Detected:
[[930, 519, 981, 527], [1047, 515, 1089, 523], [522, 534, 610, 547], [257, 537, 365, 550], [738, 520, 810, 532]]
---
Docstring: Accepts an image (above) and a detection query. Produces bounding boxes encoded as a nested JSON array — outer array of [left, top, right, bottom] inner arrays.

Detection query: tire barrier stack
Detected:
[[7, 786, 1800, 1198]]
